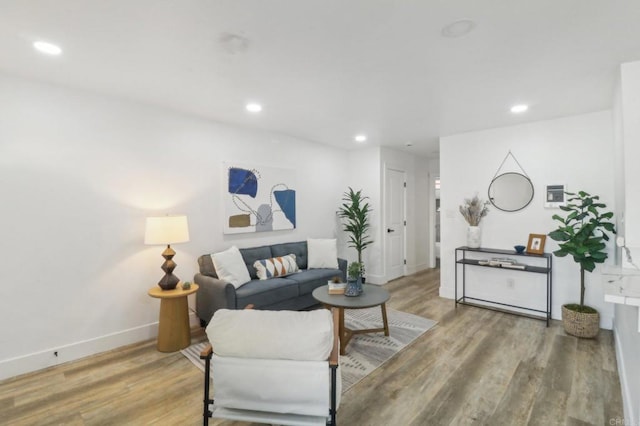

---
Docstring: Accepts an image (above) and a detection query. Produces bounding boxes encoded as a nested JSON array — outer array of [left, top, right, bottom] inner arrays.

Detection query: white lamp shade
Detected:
[[145, 215, 190, 245]]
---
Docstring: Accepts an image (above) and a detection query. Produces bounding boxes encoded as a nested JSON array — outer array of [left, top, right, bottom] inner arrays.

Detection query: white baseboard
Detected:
[[439, 287, 614, 329], [364, 274, 387, 285], [439, 286, 455, 299], [0, 313, 199, 381], [614, 323, 636, 426], [407, 262, 429, 275]]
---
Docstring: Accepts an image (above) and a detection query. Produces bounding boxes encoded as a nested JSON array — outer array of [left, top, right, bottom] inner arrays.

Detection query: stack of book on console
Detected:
[[328, 281, 346, 294], [478, 257, 526, 270]]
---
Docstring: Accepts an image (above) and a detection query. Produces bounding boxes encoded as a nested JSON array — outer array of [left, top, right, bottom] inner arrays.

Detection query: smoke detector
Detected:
[[441, 20, 476, 38], [219, 32, 250, 54]]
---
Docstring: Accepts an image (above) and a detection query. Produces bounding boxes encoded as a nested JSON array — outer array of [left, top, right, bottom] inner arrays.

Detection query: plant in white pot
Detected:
[[459, 195, 490, 248], [338, 188, 373, 281], [548, 190, 615, 338]]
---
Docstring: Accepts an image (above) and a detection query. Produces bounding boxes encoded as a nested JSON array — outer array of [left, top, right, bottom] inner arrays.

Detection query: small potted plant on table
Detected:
[[345, 262, 364, 297], [548, 190, 615, 338]]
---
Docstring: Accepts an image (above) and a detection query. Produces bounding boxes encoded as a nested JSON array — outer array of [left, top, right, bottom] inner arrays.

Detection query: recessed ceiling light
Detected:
[[245, 103, 262, 113], [354, 134, 367, 143], [33, 41, 62, 56], [441, 20, 476, 38], [510, 104, 529, 113]]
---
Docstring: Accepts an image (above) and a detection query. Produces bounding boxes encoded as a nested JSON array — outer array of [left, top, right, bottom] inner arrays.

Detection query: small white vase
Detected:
[[467, 226, 481, 248]]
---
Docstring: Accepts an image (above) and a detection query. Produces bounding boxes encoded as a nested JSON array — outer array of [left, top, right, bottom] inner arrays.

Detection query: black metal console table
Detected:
[[455, 246, 552, 326]]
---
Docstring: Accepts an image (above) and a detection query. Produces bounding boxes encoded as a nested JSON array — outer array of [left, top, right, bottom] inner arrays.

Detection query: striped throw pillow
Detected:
[[253, 254, 299, 280]]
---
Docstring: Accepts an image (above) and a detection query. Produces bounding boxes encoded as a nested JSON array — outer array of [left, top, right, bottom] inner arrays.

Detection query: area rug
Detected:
[[181, 307, 436, 393]]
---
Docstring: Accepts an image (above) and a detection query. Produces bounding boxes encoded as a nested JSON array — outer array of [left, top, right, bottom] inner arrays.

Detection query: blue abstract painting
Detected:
[[224, 163, 297, 234]]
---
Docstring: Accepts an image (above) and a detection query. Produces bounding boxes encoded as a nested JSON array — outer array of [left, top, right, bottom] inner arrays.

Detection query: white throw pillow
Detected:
[[307, 238, 338, 269], [210, 246, 251, 288]]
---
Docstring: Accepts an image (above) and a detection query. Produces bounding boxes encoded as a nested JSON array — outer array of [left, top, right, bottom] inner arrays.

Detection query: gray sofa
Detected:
[[195, 241, 347, 326]]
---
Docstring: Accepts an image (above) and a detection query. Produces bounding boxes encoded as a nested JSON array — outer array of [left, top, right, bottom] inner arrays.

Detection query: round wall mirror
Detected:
[[488, 172, 534, 212]]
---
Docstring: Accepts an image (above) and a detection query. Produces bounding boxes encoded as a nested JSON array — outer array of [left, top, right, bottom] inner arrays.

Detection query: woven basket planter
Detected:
[[562, 305, 600, 338]]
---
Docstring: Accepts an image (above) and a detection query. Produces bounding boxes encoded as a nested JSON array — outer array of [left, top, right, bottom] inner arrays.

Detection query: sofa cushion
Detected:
[[287, 268, 343, 295], [235, 277, 299, 308], [207, 308, 334, 361], [240, 246, 273, 279], [271, 241, 308, 270], [254, 254, 299, 280], [307, 238, 338, 269], [211, 246, 252, 288]]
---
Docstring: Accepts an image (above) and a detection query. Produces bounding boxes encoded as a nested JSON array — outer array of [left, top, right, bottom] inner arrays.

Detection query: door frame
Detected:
[[428, 173, 439, 268], [383, 165, 407, 282]]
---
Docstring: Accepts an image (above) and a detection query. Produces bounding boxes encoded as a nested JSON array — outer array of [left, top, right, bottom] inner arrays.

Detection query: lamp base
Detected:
[[158, 274, 180, 290], [157, 244, 180, 290]]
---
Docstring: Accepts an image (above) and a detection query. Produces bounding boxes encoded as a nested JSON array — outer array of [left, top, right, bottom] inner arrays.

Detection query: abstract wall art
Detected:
[[223, 162, 296, 234]]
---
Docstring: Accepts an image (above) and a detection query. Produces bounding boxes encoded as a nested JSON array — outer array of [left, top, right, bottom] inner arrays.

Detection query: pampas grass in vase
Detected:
[[459, 195, 490, 247]]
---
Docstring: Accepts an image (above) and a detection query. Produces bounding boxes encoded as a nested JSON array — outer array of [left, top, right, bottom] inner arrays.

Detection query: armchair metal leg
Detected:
[[329, 365, 337, 426], [202, 355, 213, 426]]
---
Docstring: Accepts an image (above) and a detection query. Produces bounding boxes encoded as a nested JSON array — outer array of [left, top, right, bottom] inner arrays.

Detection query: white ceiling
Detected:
[[1, 1, 640, 158]]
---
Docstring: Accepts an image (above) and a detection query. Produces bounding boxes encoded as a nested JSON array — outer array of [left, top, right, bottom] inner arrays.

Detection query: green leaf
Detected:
[[582, 258, 596, 272], [548, 230, 569, 241]]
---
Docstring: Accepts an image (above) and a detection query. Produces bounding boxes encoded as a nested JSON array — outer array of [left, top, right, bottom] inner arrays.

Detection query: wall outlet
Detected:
[[507, 278, 515, 288]]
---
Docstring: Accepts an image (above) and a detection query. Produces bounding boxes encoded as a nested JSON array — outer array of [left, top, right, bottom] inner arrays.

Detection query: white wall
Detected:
[[612, 60, 640, 426], [440, 111, 616, 328], [621, 62, 640, 251], [346, 147, 382, 280], [0, 72, 349, 380], [344, 147, 433, 283], [380, 147, 432, 276]]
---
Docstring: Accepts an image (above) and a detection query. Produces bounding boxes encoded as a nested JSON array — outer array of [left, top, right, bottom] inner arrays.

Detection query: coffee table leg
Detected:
[[381, 303, 390, 336]]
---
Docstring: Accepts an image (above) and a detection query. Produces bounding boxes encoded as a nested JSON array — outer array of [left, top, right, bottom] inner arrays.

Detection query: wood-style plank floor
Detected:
[[0, 268, 624, 425]]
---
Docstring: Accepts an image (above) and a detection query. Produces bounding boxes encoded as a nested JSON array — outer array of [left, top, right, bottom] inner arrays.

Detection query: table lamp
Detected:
[[145, 215, 190, 290]]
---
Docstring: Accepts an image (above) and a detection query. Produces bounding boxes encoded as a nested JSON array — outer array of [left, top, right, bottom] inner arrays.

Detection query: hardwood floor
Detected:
[[0, 268, 623, 425]]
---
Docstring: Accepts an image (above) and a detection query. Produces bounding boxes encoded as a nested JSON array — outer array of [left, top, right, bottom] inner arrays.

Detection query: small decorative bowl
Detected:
[[514, 245, 526, 254]]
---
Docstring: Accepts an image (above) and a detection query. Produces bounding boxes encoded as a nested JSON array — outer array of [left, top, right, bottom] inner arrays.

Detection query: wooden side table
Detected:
[[148, 284, 199, 352]]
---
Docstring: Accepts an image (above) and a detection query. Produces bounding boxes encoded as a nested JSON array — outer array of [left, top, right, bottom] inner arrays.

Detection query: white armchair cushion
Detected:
[[212, 355, 335, 416], [206, 309, 334, 361], [307, 238, 338, 269]]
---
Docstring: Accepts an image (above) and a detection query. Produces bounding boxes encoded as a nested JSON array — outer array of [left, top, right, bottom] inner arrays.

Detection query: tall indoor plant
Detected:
[[548, 190, 615, 338], [338, 188, 373, 278]]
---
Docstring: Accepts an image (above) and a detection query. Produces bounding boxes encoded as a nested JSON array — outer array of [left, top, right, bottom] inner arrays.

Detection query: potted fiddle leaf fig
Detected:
[[338, 187, 373, 281], [548, 190, 615, 338]]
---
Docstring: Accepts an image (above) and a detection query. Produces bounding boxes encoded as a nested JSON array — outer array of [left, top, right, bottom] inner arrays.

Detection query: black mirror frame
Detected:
[[488, 172, 534, 212]]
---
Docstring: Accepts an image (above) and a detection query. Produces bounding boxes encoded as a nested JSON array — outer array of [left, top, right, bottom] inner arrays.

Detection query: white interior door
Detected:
[[385, 168, 406, 281]]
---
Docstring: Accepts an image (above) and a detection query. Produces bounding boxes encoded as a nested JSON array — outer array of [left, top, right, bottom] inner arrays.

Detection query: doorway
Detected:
[[435, 177, 440, 267], [385, 167, 406, 281]]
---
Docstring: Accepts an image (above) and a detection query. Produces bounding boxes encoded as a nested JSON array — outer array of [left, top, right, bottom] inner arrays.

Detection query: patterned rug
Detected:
[[181, 307, 437, 393]]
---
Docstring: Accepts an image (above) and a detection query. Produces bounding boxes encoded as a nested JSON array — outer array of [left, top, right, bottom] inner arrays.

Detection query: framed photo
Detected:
[[526, 234, 547, 254]]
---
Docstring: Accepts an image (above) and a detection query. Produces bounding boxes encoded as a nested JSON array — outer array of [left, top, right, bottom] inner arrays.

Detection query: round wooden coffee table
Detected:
[[312, 284, 390, 355]]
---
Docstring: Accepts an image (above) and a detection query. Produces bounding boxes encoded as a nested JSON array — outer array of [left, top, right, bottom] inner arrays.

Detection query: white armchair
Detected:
[[200, 307, 340, 425]]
